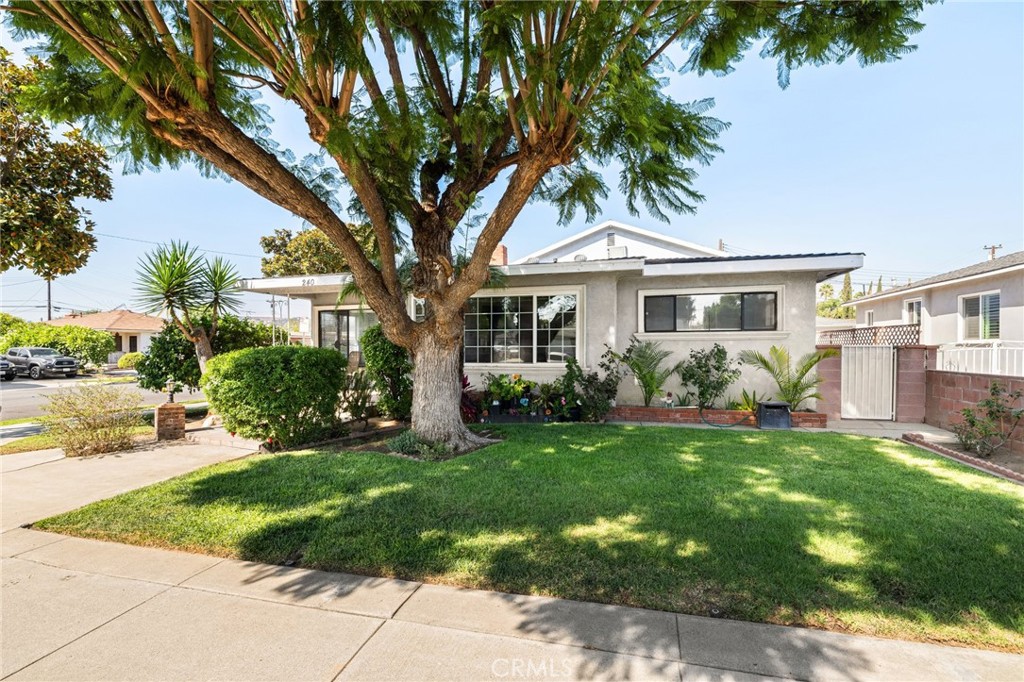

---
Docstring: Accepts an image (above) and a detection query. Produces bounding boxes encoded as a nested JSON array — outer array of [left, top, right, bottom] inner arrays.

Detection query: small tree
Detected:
[[136, 314, 280, 393], [0, 48, 112, 279], [260, 228, 347, 277], [676, 344, 742, 410], [135, 242, 241, 373], [818, 284, 834, 301]]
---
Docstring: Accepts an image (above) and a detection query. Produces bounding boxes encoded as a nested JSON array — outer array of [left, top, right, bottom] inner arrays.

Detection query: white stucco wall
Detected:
[[855, 269, 1023, 345]]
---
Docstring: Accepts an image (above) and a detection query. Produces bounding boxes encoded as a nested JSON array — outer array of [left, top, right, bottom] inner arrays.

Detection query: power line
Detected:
[[94, 232, 262, 259]]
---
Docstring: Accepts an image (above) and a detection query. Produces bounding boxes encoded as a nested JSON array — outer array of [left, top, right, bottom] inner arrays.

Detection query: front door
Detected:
[[318, 311, 351, 355], [128, 335, 138, 353]]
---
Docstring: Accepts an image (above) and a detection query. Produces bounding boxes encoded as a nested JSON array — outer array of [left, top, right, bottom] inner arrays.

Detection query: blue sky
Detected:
[[2, 1, 1022, 321]]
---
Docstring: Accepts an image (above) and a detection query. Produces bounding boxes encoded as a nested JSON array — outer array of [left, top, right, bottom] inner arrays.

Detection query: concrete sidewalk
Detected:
[[2, 529, 1021, 681], [1, 439, 1021, 681]]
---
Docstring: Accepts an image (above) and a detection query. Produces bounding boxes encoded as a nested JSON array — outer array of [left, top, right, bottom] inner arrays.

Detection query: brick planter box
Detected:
[[791, 411, 828, 428], [609, 406, 754, 426], [608, 406, 827, 428]]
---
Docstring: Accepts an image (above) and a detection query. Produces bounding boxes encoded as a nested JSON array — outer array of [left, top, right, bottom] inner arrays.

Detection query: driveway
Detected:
[[2, 442, 1021, 681]]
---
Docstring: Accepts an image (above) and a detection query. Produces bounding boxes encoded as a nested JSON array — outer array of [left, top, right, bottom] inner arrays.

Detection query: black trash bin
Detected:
[[757, 401, 792, 430]]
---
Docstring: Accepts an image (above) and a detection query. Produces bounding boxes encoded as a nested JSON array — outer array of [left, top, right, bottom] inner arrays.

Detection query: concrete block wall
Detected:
[[925, 371, 1024, 455], [815, 345, 842, 421]]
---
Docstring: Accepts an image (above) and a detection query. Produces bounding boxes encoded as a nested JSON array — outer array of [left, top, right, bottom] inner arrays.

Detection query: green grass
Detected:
[[0, 416, 41, 427], [36, 425, 1024, 651], [0, 426, 152, 455]]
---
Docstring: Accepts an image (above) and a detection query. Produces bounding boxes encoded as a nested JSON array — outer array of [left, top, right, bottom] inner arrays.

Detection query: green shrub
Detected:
[[360, 325, 412, 419], [201, 346, 347, 448], [739, 345, 837, 410], [556, 349, 626, 422], [42, 384, 144, 456], [676, 344, 742, 409], [117, 351, 144, 369], [615, 337, 679, 407], [340, 369, 374, 429], [0, 322, 114, 365], [952, 382, 1024, 457], [137, 314, 282, 393], [387, 429, 451, 461]]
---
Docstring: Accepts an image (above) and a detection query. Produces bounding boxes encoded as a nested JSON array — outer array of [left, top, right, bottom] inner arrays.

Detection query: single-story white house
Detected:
[[240, 220, 863, 405], [44, 309, 166, 363], [844, 250, 1024, 376]]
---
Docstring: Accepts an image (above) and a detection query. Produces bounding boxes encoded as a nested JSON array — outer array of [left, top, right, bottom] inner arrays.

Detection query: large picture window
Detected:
[[643, 292, 777, 332], [464, 293, 577, 364], [962, 292, 1000, 340]]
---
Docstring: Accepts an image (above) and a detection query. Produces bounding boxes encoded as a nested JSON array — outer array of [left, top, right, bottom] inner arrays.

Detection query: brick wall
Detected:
[[925, 371, 1024, 455], [895, 346, 928, 423]]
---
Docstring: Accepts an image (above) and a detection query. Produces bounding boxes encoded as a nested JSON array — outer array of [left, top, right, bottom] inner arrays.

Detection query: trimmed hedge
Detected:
[[117, 351, 144, 369], [200, 346, 347, 448]]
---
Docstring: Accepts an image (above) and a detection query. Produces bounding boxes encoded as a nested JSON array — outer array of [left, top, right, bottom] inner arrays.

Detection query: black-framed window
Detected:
[[464, 293, 577, 364], [643, 292, 777, 332]]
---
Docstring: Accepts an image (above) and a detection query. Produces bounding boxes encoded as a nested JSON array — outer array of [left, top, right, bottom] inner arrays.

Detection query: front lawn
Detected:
[[36, 425, 1024, 651]]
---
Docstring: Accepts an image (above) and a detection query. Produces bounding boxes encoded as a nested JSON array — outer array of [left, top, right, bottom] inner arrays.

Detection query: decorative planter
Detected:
[[790, 411, 828, 428]]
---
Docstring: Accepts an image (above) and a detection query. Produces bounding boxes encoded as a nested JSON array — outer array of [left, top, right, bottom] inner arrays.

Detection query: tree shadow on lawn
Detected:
[[176, 425, 1024, 652]]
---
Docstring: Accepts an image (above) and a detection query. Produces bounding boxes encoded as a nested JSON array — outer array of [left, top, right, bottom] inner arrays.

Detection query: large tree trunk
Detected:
[[410, 327, 490, 453], [193, 328, 214, 374]]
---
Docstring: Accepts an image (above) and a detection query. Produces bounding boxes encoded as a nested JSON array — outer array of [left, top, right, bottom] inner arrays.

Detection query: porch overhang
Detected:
[[643, 253, 864, 283], [238, 273, 353, 298]]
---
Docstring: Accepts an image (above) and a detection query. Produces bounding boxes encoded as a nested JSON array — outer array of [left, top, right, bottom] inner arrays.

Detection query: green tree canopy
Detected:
[[0, 48, 112, 279], [5, 1, 931, 449], [259, 223, 380, 277]]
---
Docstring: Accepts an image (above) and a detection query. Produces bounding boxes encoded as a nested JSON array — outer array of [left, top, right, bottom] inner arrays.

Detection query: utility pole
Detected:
[[983, 244, 1003, 261], [270, 295, 277, 345], [718, 238, 725, 251], [46, 278, 52, 320]]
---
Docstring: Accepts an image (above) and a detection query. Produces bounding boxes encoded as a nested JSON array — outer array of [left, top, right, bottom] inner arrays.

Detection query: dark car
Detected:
[[0, 358, 15, 381], [5, 347, 79, 379]]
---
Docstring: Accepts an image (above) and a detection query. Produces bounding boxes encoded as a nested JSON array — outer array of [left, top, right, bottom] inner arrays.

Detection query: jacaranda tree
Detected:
[[5, 1, 930, 450]]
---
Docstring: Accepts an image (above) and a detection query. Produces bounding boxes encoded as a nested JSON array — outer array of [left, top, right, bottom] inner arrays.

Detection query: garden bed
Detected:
[[35, 425, 1024, 651], [608, 406, 827, 428]]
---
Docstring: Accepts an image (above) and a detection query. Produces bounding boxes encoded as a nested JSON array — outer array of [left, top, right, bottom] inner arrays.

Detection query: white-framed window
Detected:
[[904, 298, 922, 325], [464, 287, 582, 365], [865, 310, 875, 326], [960, 291, 1000, 340], [641, 290, 778, 333]]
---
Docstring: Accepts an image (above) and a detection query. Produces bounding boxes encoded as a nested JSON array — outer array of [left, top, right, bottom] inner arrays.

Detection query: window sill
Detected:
[[635, 331, 791, 342], [465, 363, 582, 372]]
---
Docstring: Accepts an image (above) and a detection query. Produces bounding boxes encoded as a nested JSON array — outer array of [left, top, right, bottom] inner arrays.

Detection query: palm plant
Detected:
[[136, 241, 241, 373], [620, 339, 680, 407], [738, 346, 838, 411]]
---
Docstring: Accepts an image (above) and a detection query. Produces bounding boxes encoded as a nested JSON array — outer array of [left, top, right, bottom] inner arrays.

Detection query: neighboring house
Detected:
[[45, 309, 165, 362], [845, 251, 1024, 376], [240, 221, 863, 405]]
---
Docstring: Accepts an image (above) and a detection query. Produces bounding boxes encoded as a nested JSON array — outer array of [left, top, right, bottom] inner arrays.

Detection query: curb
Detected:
[[901, 433, 1024, 485]]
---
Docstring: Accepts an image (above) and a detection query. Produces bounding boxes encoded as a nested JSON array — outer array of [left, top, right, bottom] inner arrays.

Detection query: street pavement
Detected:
[[0, 375, 204, 421], [1, 442, 1021, 680]]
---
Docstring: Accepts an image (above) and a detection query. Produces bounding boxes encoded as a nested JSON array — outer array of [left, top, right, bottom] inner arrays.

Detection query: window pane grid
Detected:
[[464, 293, 576, 364]]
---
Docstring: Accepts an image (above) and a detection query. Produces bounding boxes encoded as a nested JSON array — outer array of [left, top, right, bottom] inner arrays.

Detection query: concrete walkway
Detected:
[[2, 441, 1021, 681]]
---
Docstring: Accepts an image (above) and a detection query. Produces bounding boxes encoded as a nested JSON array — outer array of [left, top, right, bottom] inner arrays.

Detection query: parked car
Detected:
[[0, 358, 15, 381], [5, 347, 79, 379]]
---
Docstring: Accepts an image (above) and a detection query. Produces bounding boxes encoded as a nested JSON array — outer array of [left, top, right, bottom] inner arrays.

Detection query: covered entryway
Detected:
[[840, 345, 896, 419]]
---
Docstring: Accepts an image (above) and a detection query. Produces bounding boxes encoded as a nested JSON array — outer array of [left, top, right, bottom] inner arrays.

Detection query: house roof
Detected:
[[844, 250, 1024, 306], [512, 220, 727, 264], [644, 252, 864, 282], [44, 310, 166, 333]]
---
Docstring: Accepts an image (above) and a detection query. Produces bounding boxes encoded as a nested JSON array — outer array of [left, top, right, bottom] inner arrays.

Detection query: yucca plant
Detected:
[[738, 346, 838, 411], [619, 339, 680, 407], [136, 241, 241, 373]]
